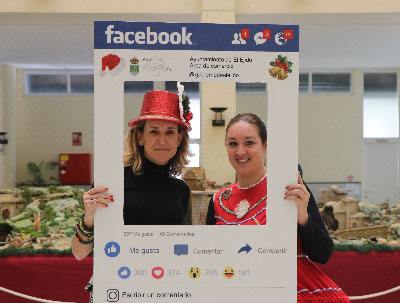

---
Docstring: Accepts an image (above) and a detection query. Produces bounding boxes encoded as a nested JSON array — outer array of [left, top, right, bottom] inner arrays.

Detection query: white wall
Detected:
[[0, 0, 202, 14], [2, 0, 400, 14], [15, 69, 94, 184], [0, 64, 17, 189], [299, 70, 363, 182], [237, 92, 268, 123], [15, 78, 158, 185], [237, 71, 363, 183], [124, 94, 144, 135]]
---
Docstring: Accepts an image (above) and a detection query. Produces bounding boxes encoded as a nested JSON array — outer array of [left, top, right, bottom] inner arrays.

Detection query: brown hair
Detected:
[[226, 113, 267, 144], [123, 121, 191, 176]]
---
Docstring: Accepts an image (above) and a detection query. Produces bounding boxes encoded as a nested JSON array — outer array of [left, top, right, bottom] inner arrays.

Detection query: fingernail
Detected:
[[284, 197, 287, 199], [111, 199, 114, 202], [285, 186, 289, 189], [105, 204, 109, 207], [105, 188, 108, 191], [110, 194, 114, 198]]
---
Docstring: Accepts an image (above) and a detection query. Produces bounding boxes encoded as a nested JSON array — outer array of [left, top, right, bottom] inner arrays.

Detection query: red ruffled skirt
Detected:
[[297, 237, 350, 302]]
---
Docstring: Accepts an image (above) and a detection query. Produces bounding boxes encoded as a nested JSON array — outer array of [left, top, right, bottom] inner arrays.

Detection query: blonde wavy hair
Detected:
[[123, 121, 191, 176]]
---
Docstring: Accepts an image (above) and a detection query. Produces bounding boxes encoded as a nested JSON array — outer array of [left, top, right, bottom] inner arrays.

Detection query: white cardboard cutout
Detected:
[[94, 22, 299, 303]]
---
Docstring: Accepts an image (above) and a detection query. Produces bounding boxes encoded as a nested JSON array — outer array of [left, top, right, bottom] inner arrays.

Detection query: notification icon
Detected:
[[241, 29, 250, 40], [283, 29, 294, 39], [263, 29, 271, 39]]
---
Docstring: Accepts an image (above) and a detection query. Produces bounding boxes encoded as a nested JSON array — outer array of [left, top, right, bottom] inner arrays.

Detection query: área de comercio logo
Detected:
[[105, 25, 193, 45]]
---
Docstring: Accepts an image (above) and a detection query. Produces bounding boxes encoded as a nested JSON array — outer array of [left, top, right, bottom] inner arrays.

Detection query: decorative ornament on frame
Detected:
[[0, 132, 8, 156], [177, 82, 193, 126], [102, 54, 121, 71], [268, 55, 293, 80], [210, 107, 227, 126]]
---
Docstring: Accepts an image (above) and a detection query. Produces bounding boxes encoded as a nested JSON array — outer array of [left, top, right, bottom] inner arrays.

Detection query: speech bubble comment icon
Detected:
[[174, 244, 188, 256], [254, 32, 267, 45]]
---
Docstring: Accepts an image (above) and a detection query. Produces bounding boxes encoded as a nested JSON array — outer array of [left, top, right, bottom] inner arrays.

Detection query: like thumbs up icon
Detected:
[[105, 242, 120, 257], [108, 244, 117, 254]]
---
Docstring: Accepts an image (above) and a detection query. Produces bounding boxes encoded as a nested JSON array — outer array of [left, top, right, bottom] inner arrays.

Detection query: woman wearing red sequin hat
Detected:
[[72, 83, 193, 302], [121, 83, 193, 225]]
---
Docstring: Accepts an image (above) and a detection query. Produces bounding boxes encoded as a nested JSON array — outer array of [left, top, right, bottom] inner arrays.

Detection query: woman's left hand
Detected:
[[285, 171, 310, 226]]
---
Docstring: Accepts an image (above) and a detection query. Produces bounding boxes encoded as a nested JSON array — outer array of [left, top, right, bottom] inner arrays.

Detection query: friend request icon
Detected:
[[188, 267, 201, 279], [104, 241, 120, 257], [223, 267, 235, 279], [238, 243, 252, 254], [118, 266, 131, 279], [152, 267, 165, 279]]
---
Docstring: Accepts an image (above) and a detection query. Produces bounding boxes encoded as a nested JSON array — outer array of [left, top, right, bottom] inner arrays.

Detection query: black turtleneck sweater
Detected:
[[123, 157, 190, 225]]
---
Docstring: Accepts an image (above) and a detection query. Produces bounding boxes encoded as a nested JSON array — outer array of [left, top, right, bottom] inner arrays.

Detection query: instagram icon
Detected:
[[107, 289, 119, 302]]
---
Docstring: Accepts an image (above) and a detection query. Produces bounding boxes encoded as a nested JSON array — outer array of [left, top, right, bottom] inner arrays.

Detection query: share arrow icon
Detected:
[[238, 243, 252, 254]]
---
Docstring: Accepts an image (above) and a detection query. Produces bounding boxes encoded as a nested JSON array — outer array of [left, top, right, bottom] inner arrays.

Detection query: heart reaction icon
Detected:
[[152, 267, 165, 279]]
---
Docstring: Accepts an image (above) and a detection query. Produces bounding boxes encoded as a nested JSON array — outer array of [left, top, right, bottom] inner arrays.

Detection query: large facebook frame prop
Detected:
[[94, 22, 299, 303]]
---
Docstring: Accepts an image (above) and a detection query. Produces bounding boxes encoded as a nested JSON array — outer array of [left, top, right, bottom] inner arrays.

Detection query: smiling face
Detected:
[[225, 121, 267, 185], [223, 266, 235, 279], [137, 120, 182, 165]]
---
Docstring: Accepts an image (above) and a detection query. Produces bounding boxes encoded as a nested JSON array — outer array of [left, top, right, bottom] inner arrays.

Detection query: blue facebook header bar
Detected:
[[94, 21, 299, 52]]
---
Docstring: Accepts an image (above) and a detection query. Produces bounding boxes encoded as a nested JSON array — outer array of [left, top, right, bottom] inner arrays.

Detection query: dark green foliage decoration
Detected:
[[0, 247, 73, 257], [21, 187, 34, 203], [26, 161, 59, 186], [334, 242, 400, 253]]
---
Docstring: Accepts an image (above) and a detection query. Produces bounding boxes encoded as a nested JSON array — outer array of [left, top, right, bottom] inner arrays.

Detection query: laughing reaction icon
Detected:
[[223, 267, 235, 279], [188, 267, 201, 279]]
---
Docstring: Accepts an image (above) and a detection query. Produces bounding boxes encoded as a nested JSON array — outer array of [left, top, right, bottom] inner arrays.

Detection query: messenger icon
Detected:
[[174, 244, 188, 256]]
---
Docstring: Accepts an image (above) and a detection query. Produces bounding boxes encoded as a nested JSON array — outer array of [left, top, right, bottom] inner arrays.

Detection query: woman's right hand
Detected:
[[82, 187, 113, 229]]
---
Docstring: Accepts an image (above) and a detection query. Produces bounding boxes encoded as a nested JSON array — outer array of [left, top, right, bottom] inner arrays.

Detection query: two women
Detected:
[[206, 113, 349, 302], [72, 92, 348, 302]]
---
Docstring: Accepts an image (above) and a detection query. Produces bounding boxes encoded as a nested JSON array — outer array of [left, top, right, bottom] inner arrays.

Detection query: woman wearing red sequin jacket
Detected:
[[206, 113, 350, 303]]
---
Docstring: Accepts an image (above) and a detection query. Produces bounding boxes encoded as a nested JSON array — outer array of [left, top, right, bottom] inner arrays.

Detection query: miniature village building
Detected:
[[183, 168, 218, 225], [0, 193, 27, 220]]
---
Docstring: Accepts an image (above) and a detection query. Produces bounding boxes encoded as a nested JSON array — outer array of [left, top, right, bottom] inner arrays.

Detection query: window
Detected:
[[25, 71, 94, 95], [71, 74, 94, 94], [311, 73, 351, 93], [124, 81, 154, 94], [236, 82, 266, 94], [299, 73, 309, 93], [363, 73, 399, 138], [26, 74, 67, 94], [236, 72, 352, 94], [188, 143, 200, 167], [298, 71, 352, 94], [166, 81, 201, 167]]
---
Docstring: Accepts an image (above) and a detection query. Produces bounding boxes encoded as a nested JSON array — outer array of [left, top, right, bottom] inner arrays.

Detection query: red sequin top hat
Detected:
[[128, 89, 192, 131]]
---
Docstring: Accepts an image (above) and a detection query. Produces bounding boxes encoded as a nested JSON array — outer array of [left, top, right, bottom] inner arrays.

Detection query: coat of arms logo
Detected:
[[130, 57, 140, 76]]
